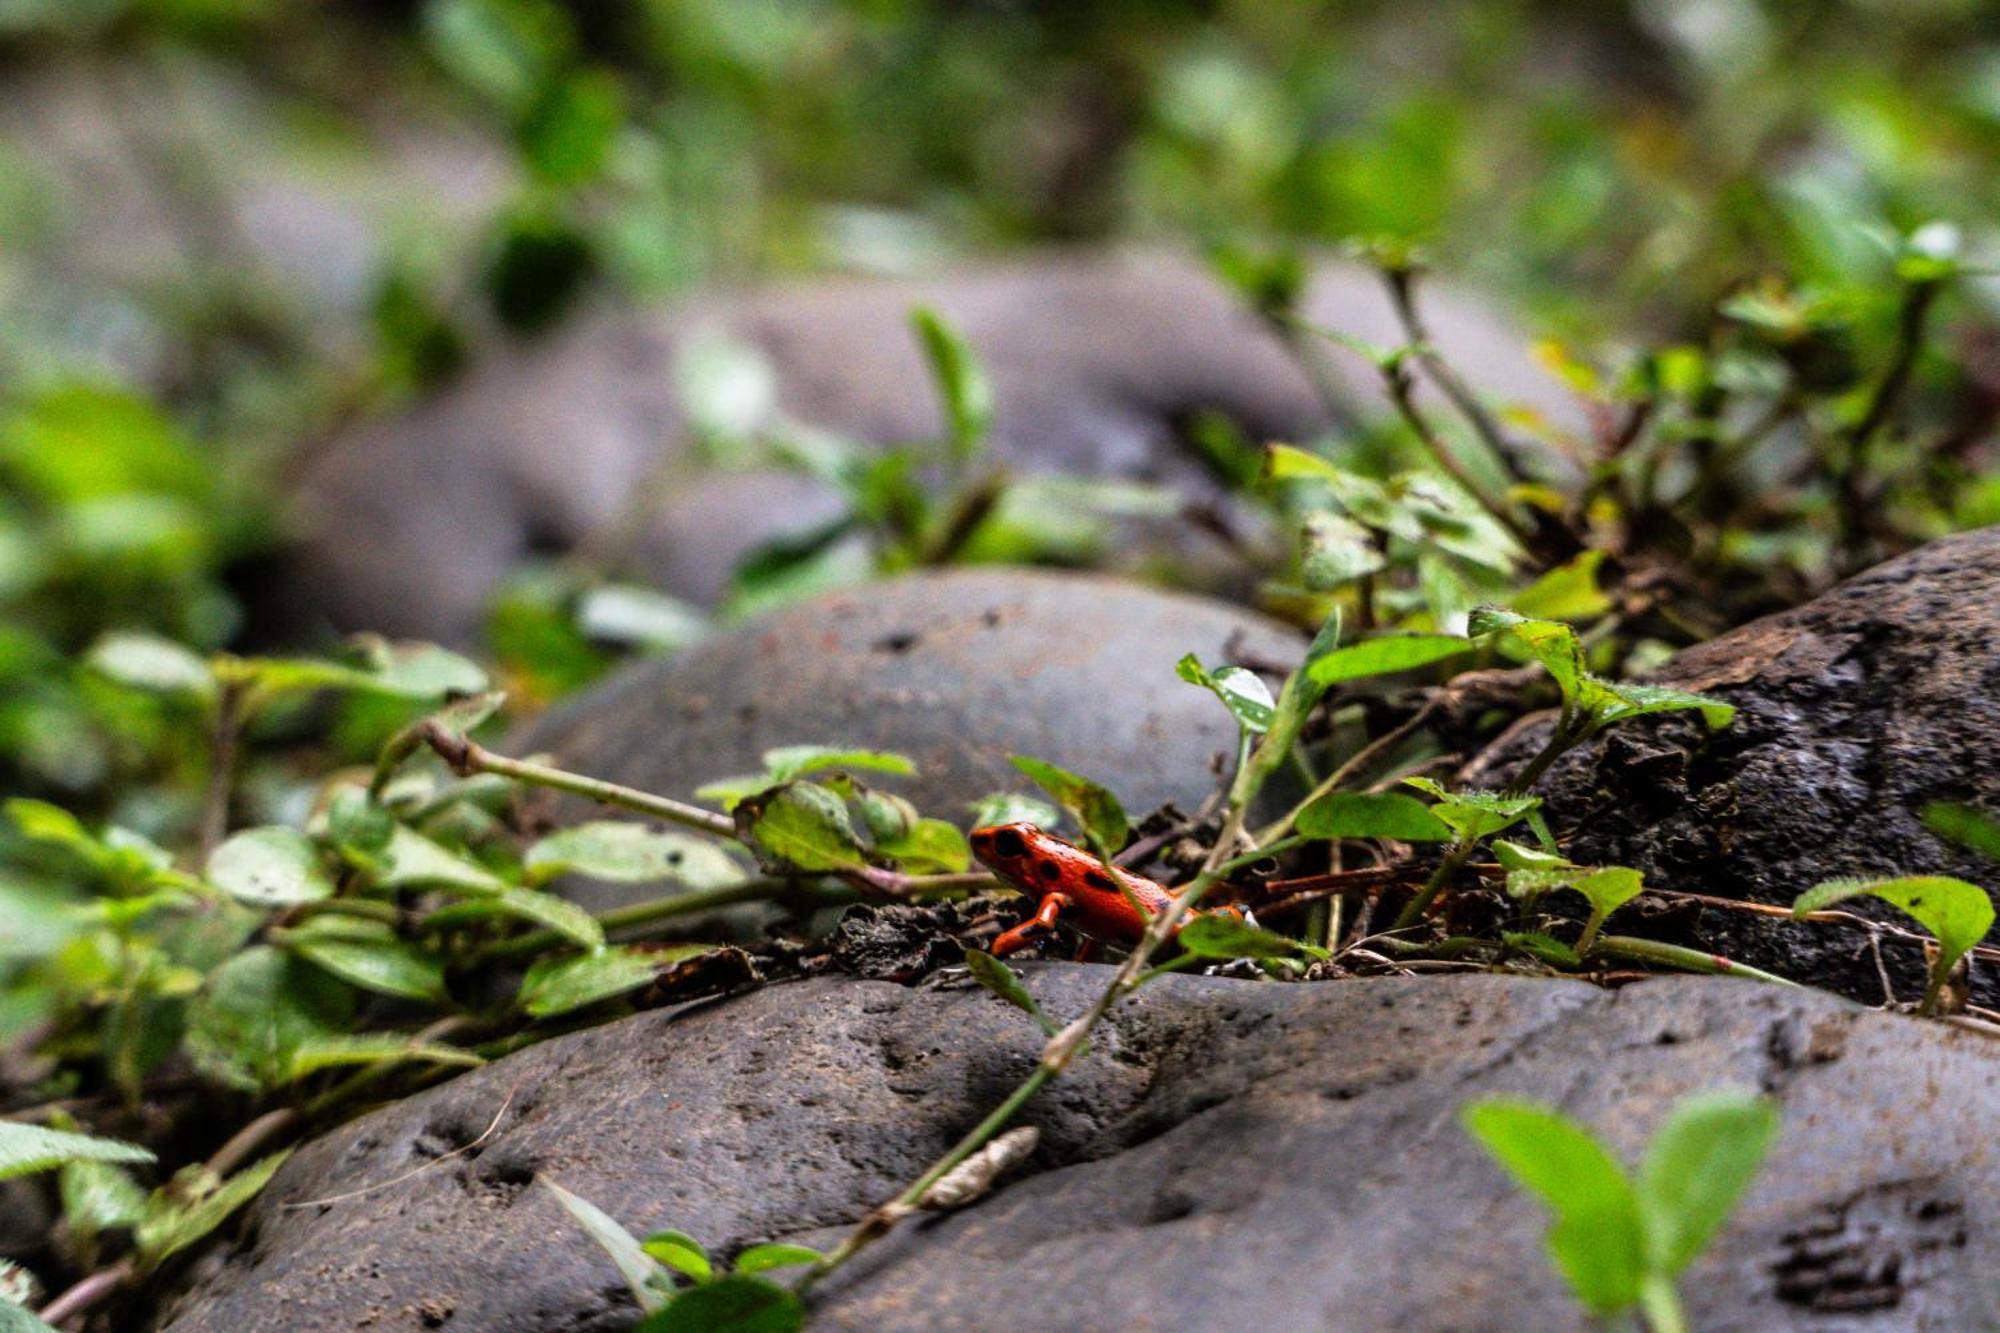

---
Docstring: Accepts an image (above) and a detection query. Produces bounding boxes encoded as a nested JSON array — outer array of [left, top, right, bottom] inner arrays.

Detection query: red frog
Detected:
[[970, 822, 1235, 957]]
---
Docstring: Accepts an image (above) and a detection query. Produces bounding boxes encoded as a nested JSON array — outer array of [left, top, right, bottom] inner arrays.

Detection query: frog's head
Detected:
[[968, 822, 1037, 876]]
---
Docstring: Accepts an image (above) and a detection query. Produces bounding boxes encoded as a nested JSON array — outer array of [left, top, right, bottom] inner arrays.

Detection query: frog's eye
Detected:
[[991, 826, 1027, 858]]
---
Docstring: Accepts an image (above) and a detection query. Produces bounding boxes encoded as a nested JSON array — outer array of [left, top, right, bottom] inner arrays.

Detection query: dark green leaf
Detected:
[[635, 1274, 804, 1333], [1176, 914, 1327, 961], [1296, 791, 1451, 842], [740, 782, 869, 873], [1009, 756, 1128, 851], [962, 950, 1054, 1034], [185, 947, 356, 1092]]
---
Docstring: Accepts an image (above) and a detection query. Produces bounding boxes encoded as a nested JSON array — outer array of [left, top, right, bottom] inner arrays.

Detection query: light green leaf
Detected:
[[912, 307, 993, 459], [967, 792, 1060, 830], [1176, 655, 1276, 735], [518, 947, 699, 1018], [1512, 551, 1611, 622], [423, 885, 606, 950], [0, 1123, 153, 1181], [207, 827, 335, 907], [730, 1243, 823, 1276], [134, 1150, 291, 1270], [285, 1035, 484, 1081], [1493, 839, 1568, 874], [641, 1229, 713, 1283], [1306, 634, 1470, 687], [185, 946, 356, 1092], [1637, 1091, 1780, 1276], [1576, 678, 1736, 731], [60, 1158, 149, 1244], [1298, 510, 1386, 590], [963, 949, 1054, 1034], [876, 818, 971, 874], [1403, 778, 1542, 843], [1924, 803, 2000, 862], [1468, 606, 1585, 698], [526, 823, 743, 890], [635, 1274, 804, 1333], [1792, 877, 1994, 980], [369, 825, 505, 895], [1462, 1099, 1645, 1317], [1008, 756, 1128, 851], [545, 1179, 671, 1312], [761, 746, 917, 784], [1176, 914, 1328, 961], [1296, 791, 1451, 842], [286, 928, 447, 1003], [740, 783, 869, 873], [85, 632, 216, 700]]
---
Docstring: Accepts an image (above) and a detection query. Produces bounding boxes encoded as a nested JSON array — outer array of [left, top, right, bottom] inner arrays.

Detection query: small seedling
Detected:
[[1464, 1090, 1780, 1333], [1792, 876, 1994, 1015]]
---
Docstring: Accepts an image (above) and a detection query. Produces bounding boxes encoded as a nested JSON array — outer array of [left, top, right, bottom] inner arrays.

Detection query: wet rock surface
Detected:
[[159, 968, 2000, 1332], [289, 249, 1574, 638], [513, 568, 1300, 909], [1466, 526, 2000, 1006]]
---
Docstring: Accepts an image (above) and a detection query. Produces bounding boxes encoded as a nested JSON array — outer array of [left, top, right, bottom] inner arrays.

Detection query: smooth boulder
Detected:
[[1465, 526, 2000, 1005], [159, 968, 2000, 1332], [289, 249, 1577, 638], [512, 568, 1301, 909]]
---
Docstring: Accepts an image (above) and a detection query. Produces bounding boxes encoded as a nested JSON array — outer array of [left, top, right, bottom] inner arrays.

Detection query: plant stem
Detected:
[[37, 1258, 134, 1327], [1389, 841, 1476, 932], [1833, 277, 1940, 566], [1382, 358, 1532, 546], [1383, 265, 1538, 488], [801, 1063, 1055, 1290], [1639, 1273, 1689, 1333], [196, 679, 247, 863], [1589, 935, 1798, 987], [420, 724, 738, 840]]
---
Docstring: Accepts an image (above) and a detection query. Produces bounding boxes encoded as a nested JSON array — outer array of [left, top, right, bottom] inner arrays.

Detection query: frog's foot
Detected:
[[991, 892, 1072, 957]]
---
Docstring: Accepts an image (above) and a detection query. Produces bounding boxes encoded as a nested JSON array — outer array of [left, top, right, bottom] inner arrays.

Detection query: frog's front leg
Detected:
[[991, 892, 1072, 957]]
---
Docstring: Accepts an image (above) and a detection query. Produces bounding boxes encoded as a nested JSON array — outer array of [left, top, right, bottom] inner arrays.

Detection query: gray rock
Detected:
[[289, 249, 1576, 638], [1463, 526, 2000, 1006], [159, 968, 2000, 1332], [512, 568, 1301, 909]]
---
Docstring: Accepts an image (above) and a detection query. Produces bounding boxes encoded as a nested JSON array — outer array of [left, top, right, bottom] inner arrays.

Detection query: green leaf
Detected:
[[641, 1229, 713, 1283], [1575, 678, 1736, 731], [1792, 877, 1994, 980], [963, 949, 1055, 1034], [740, 783, 869, 873], [518, 947, 700, 1018], [368, 825, 506, 895], [1462, 1099, 1645, 1317], [85, 632, 216, 700], [525, 823, 743, 889], [1512, 551, 1611, 622], [1176, 655, 1277, 735], [1493, 839, 1568, 874], [1175, 914, 1328, 961], [1306, 634, 1471, 686], [1469, 606, 1587, 700], [967, 792, 1060, 830], [1298, 510, 1386, 589], [635, 1274, 804, 1333], [911, 307, 993, 459], [761, 746, 917, 784], [0, 1122, 153, 1181], [59, 1158, 149, 1244], [730, 1243, 823, 1276], [286, 929, 448, 1004], [1403, 778, 1542, 843], [1636, 1091, 1780, 1277], [284, 1035, 483, 1081], [1296, 791, 1451, 842], [185, 946, 356, 1092], [207, 827, 335, 907], [134, 1150, 291, 1270], [520, 68, 623, 186], [875, 818, 971, 874], [576, 584, 708, 652], [1922, 803, 2000, 863], [1009, 756, 1128, 851], [544, 1179, 670, 1312], [423, 885, 606, 950]]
